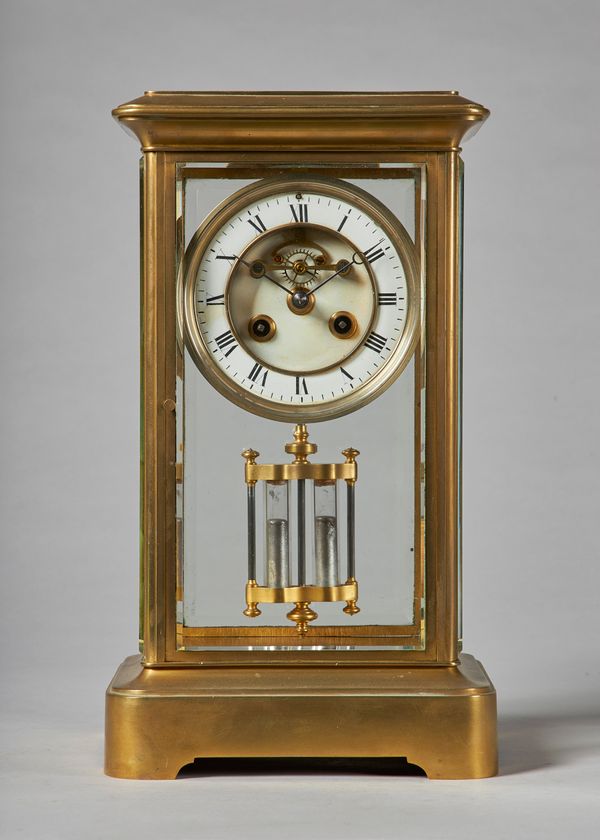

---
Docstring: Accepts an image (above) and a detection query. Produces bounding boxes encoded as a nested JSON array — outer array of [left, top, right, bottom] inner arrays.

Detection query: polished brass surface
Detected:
[[241, 451, 259, 492], [284, 424, 317, 463], [245, 579, 358, 605], [105, 653, 497, 780], [343, 576, 360, 615], [113, 91, 489, 152], [248, 461, 357, 484], [286, 601, 318, 635], [242, 580, 261, 618], [245, 428, 358, 482], [106, 90, 496, 780], [342, 447, 359, 469]]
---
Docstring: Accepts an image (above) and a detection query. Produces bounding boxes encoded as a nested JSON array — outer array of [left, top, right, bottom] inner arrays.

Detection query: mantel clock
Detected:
[[105, 91, 497, 780]]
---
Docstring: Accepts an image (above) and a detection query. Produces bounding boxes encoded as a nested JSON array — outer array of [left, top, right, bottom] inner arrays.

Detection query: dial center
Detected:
[[293, 260, 308, 275], [223, 220, 378, 372], [292, 288, 309, 308], [287, 286, 315, 316]]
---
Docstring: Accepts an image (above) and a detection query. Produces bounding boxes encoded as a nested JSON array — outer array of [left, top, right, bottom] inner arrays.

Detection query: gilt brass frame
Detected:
[[245, 581, 359, 608], [106, 92, 496, 780], [138, 149, 448, 666]]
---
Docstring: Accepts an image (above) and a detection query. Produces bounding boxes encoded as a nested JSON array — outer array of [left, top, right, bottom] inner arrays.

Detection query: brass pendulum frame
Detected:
[[242, 425, 360, 634]]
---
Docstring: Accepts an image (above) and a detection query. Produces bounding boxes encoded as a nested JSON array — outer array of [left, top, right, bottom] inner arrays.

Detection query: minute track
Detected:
[[182, 176, 420, 422]]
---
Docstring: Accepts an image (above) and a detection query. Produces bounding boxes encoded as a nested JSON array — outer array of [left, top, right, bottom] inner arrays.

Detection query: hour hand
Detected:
[[222, 254, 291, 296]]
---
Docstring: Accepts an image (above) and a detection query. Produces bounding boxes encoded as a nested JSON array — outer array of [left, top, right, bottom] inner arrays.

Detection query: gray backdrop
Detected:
[[1, 1, 598, 838]]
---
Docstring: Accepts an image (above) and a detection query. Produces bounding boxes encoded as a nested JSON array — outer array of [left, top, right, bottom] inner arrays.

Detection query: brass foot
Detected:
[[286, 601, 318, 634], [243, 580, 261, 617], [343, 577, 360, 615]]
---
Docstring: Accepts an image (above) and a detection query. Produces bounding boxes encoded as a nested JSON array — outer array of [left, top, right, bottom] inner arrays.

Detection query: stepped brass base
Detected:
[[105, 653, 497, 780]]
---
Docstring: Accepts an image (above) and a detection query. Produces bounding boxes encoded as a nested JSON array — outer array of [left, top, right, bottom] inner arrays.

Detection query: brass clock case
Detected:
[[181, 175, 421, 423], [107, 91, 497, 781]]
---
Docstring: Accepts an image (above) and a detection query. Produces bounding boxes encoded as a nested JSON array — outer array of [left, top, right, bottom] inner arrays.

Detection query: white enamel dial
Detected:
[[182, 177, 420, 422]]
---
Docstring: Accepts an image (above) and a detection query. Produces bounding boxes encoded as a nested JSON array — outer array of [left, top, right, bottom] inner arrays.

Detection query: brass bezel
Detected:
[[182, 176, 420, 423]]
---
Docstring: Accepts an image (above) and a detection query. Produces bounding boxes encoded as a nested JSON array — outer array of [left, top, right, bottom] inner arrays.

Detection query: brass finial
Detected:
[[343, 578, 360, 615], [241, 448, 259, 464], [241, 448, 259, 485], [342, 447, 359, 486], [286, 601, 318, 634], [243, 580, 262, 617], [285, 424, 317, 464], [342, 447, 360, 464]]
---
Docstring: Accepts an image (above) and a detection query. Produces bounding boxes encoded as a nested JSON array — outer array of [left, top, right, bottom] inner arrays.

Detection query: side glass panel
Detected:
[[175, 164, 426, 651]]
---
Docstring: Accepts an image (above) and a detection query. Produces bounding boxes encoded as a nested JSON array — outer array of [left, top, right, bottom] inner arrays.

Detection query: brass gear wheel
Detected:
[[281, 247, 320, 286]]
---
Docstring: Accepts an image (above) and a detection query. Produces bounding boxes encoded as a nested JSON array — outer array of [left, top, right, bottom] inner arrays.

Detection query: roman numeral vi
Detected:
[[295, 376, 309, 395]]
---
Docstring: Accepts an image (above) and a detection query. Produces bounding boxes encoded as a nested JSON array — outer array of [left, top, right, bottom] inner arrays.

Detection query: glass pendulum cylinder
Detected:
[[265, 481, 290, 588], [314, 480, 339, 587]]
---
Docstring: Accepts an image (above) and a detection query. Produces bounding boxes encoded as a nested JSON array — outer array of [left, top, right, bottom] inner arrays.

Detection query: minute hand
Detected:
[[311, 253, 362, 295]]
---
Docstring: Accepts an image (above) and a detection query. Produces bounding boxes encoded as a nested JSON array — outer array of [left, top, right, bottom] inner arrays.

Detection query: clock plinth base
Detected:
[[105, 653, 497, 780]]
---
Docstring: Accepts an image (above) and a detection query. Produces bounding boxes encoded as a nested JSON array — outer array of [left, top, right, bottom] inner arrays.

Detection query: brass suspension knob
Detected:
[[285, 424, 317, 464]]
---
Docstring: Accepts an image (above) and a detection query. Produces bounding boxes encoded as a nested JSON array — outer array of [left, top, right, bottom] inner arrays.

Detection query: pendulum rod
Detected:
[[341, 446, 360, 617], [247, 484, 256, 581], [347, 482, 355, 581]]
